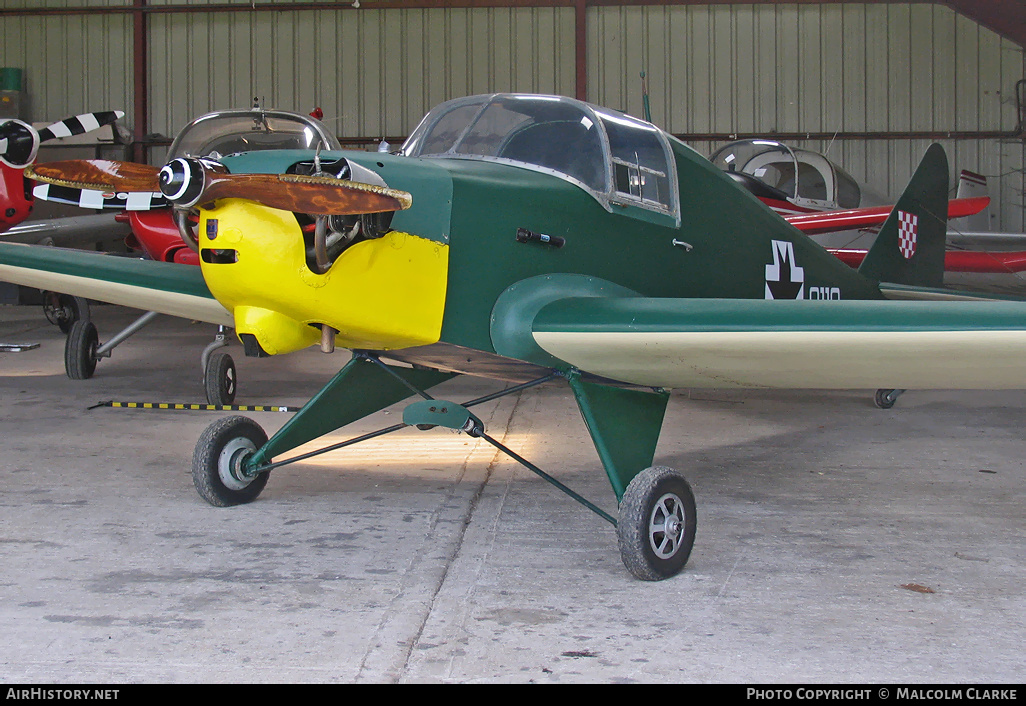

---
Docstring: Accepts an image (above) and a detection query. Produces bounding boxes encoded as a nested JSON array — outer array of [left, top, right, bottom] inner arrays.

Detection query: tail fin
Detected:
[[858, 143, 948, 288]]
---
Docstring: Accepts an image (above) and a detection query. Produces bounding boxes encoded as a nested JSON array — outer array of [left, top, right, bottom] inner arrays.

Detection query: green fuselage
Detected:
[[226, 140, 882, 374]]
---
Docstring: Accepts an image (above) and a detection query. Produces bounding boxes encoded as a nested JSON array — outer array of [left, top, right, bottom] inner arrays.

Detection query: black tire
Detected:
[[64, 319, 98, 380], [874, 389, 897, 409], [192, 416, 269, 507], [204, 350, 237, 406], [44, 292, 90, 334], [617, 466, 697, 581]]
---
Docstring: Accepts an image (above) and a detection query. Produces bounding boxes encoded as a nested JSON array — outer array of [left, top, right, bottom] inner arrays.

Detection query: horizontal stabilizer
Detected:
[[532, 296, 1026, 390], [0, 242, 231, 326]]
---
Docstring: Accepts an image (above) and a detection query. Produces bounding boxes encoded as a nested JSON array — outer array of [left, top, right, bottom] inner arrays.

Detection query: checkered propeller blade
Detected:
[[37, 111, 125, 143]]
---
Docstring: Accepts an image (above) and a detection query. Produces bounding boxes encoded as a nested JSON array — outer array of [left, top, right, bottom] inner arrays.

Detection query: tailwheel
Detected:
[[43, 292, 90, 334], [193, 416, 269, 507], [874, 389, 905, 409], [64, 319, 99, 379], [617, 466, 696, 581], [204, 349, 237, 405]]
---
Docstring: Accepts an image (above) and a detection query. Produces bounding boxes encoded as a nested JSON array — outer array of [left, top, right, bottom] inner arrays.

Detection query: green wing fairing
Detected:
[[0, 242, 232, 326], [532, 296, 1026, 390]]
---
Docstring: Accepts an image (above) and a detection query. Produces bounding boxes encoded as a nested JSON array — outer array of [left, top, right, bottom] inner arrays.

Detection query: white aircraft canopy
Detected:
[[402, 93, 678, 220], [168, 109, 341, 161], [709, 139, 873, 210]]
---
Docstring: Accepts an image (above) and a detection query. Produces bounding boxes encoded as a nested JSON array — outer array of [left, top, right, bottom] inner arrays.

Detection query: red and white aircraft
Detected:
[[709, 139, 1026, 276]]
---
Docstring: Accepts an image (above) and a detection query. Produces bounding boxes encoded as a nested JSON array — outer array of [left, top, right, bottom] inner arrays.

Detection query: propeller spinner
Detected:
[[27, 156, 412, 216]]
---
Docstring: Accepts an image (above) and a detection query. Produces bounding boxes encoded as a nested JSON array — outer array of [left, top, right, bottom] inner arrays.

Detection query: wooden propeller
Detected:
[[25, 159, 159, 192], [25, 158, 412, 215]]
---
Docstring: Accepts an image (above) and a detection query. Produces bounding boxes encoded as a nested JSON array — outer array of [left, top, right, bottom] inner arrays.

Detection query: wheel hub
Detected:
[[649, 492, 686, 559], [217, 437, 257, 490]]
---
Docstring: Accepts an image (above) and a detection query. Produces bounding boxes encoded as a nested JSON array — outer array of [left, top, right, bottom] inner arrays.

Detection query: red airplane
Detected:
[[710, 138, 1026, 276]]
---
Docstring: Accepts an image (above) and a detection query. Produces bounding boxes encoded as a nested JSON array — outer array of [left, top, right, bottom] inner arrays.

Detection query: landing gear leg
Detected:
[[63, 310, 160, 380]]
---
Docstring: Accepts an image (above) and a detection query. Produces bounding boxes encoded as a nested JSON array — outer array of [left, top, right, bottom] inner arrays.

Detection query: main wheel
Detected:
[[64, 319, 99, 379], [192, 416, 269, 507], [44, 292, 90, 334], [204, 349, 237, 406], [617, 466, 696, 581]]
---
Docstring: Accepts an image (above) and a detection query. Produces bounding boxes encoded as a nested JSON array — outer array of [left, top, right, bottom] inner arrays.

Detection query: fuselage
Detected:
[[205, 134, 882, 373]]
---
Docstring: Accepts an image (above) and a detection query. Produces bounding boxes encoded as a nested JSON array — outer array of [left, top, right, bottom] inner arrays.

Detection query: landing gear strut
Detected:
[[63, 310, 160, 380], [190, 354, 695, 581], [61, 314, 240, 405]]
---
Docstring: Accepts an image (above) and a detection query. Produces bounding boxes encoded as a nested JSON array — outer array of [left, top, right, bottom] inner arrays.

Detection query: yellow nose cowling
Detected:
[[197, 199, 448, 356]]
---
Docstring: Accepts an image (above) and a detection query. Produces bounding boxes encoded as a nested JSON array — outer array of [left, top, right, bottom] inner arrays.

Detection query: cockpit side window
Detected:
[[405, 96, 608, 193], [835, 169, 862, 208], [796, 163, 828, 201], [600, 115, 673, 210]]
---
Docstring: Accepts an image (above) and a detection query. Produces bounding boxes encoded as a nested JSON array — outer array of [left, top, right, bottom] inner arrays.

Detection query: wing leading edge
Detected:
[[0, 242, 232, 326], [532, 296, 1026, 390]]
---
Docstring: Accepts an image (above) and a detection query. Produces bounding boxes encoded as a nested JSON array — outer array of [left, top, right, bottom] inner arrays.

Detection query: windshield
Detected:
[[168, 110, 341, 160], [405, 95, 607, 192]]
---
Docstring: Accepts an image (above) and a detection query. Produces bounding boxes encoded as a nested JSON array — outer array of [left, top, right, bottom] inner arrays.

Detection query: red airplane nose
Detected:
[[0, 161, 33, 230]]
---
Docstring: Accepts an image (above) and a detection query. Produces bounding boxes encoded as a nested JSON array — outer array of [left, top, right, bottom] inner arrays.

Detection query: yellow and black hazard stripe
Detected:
[[90, 400, 299, 413]]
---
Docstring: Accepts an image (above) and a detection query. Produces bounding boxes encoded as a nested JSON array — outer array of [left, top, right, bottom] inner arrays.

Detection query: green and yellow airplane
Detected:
[[2, 93, 1024, 581]]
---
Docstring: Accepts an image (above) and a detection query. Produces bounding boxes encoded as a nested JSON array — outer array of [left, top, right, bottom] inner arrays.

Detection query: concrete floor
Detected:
[[0, 304, 1023, 683]]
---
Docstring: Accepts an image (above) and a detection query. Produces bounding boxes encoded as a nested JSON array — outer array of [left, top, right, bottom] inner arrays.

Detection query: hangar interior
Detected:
[[0, 1, 1025, 685]]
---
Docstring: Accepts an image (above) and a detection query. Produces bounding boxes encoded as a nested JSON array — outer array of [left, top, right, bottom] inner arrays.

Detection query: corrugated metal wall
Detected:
[[147, 6, 576, 144], [589, 3, 1025, 233], [1, 2, 1023, 230], [0, 3, 133, 127]]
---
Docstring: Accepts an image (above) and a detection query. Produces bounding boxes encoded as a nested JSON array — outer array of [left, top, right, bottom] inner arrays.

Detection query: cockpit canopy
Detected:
[[708, 139, 875, 210], [168, 109, 341, 161], [401, 94, 678, 219]]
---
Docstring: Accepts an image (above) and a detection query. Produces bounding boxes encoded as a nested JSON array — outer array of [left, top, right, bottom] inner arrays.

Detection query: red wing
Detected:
[[787, 196, 990, 235]]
